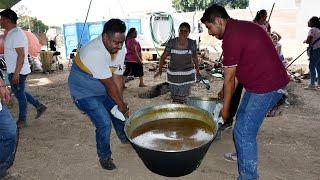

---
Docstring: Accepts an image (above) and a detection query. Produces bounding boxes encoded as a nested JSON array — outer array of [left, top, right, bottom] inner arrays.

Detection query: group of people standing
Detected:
[[0, 4, 318, 180], [67, 4, 289, 180]]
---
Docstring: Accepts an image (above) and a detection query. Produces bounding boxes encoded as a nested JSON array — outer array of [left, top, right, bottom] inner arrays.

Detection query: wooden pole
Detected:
[[267, 3, 275, 23], [286, 49, 307, 69]]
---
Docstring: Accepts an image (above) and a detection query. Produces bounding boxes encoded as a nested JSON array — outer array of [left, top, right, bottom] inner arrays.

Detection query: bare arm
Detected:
[[100, 78, 127, 113], [0, 79, 10, 104], [12, 47, 26, 85], [218, 77, 238, 100], [133, 45, 143, 63], [304, 36, 313, 44], [154, 51, 169, 78], [220, 67, 237, 121], [112, 74, 124, 97], [192, 53, 200, 75]]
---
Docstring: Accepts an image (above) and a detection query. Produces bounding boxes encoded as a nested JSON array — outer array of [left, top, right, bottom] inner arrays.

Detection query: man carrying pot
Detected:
[[201, 4, 289, 179], [68, 19, 128, 170]]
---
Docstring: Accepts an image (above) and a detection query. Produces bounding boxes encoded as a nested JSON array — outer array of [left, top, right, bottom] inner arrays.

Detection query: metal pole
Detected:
[[248, 6, 254, 19], [267, 3, 275, 23], [286, 49, 307, 69], [78, 0, 93, 49]]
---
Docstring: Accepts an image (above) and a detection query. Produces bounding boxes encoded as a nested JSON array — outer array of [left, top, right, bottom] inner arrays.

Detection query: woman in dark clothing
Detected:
[[154, 22, 200, 103]]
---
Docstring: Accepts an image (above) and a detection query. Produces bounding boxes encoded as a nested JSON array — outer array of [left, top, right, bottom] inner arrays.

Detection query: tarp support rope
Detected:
[[78, 0, 93, 50]]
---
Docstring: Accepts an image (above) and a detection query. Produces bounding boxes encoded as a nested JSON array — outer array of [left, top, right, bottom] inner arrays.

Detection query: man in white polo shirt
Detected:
[[0, 9, 47, 128], [68, 19, 128, 170]]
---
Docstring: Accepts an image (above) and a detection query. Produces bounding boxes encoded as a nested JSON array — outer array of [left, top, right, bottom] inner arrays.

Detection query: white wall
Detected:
[[249, 0, 296, 10], [296, 0, 320, 41]]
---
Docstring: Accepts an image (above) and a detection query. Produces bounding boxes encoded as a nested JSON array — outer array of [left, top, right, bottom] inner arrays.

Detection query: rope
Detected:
[[149, 12, 175, 57], [78, 0, 93, 50]]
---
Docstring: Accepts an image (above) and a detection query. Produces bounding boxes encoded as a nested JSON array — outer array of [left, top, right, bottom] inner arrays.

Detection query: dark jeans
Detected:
[[308, 48, 320, 85], [73, 95, 127, 160], [226, 84, 244, 123], [0, 106, 17, 177], [8, 74, 42, 121]]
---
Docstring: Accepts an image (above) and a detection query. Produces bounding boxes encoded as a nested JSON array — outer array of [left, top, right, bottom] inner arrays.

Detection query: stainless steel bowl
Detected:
[[187, 96, 219, 115]]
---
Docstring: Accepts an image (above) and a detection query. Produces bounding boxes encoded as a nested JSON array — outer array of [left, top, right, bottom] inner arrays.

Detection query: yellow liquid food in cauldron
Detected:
[[131, 118, 214, 151]]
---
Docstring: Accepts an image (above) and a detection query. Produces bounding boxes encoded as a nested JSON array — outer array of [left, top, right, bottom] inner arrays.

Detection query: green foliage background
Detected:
[[172, 0, 249, 12], [18, 16, 48, 33]]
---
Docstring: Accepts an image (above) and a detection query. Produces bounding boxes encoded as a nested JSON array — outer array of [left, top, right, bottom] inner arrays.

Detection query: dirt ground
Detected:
[[5, 65, 320, 180]]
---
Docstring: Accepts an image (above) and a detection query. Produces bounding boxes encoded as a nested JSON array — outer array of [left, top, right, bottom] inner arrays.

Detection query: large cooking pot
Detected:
[[125, 104, 218, 177], [187, 96, 219, 115]]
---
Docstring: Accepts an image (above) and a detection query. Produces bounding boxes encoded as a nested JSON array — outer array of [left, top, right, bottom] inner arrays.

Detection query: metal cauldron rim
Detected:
[[187, 96, 219, 102], [124, 103, 218, 153]]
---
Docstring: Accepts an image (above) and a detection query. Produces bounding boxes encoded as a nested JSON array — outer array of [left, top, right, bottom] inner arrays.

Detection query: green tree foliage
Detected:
[[172, 0, 249, 12], [14, 5, 48, 33], [18, 16, 48, 33]]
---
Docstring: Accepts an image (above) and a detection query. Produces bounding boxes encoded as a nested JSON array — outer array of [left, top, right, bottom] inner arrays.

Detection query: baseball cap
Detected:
[[0, 9, 18, 22]]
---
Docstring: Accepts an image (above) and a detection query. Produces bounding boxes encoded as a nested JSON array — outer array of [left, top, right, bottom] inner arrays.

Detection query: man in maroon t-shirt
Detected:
[[201, 4, 289, 179]]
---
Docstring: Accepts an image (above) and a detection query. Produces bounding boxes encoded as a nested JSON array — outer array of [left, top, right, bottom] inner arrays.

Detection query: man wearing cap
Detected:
[[0, 9, 47, 128]]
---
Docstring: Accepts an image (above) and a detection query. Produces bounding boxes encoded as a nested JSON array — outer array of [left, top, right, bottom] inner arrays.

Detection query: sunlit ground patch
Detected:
[[28, 77, 53, 86]]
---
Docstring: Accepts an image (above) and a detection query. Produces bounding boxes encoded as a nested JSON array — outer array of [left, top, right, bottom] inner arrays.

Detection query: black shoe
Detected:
[[0, 171, 21, 179], [99, 157, 116, 170], [120, 137, 130, 144], [35, 104, 47, 119], [0, 170, 8, 179], [220, 122, 233, 131]]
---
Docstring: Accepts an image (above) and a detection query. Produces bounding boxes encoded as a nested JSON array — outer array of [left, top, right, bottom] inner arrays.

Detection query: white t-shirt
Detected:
[[79, 35, 126, 79], [308, 27, 320, 50], [4, 27, 31, 75]]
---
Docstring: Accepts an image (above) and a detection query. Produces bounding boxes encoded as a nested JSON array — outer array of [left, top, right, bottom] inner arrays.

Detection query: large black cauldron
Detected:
[[124, 104, 218, 177]]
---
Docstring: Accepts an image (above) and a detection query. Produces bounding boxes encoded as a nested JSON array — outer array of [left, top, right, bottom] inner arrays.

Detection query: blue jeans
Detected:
[[8, 74, 41, 121], [234, 90, 283, 180], [309, 48, 320, 85], [73, 95, 127, 160], [0, 105, 17, 177]]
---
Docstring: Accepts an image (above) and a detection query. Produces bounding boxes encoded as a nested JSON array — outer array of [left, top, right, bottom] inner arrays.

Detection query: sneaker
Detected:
[[0, 172, 21, 179], [120, 137, 130, 144], [304, 84, 316, 90], [99, 157, 116, 170], [224, 152, 237, 162], [35, 104, 47, 119], [220, 122, 233, 131]]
